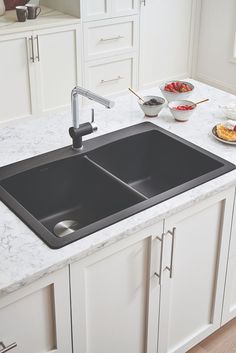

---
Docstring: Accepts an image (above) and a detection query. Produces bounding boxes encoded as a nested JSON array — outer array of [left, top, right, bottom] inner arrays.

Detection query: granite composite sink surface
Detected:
[[0, 122, 235, 248]]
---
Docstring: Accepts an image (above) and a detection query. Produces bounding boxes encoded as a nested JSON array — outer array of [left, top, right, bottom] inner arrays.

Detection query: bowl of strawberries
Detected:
[[160, 80, 194, 102]]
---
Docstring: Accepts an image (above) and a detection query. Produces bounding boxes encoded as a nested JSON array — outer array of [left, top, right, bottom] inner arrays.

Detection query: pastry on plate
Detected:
[[216, 121, 236, 142]]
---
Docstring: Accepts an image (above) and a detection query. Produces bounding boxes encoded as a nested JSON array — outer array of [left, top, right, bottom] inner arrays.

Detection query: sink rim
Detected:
[[0, 122, 235, 249]]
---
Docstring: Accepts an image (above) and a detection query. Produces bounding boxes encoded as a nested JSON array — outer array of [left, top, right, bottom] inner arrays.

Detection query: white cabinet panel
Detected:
[[85, 54, 137, 96], [222, 192, 236, 324], [70, 222, 163, 353], [139, 0, 193, 88], [0, 267, 72, 353], [82, 0, 111, 21], [36, 27, 78, 113], [84, 16, 138, 61], [0, 34, 33, 121], [158, 189, 234, 353], [112, 0, 139, 16]]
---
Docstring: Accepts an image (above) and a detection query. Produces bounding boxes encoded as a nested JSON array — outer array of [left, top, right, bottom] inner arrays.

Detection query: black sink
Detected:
[[88, 129, 224, 198], [0, 122, 234, 248]]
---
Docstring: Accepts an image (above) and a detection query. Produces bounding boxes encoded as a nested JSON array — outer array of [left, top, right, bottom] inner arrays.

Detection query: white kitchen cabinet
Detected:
[[0, 267, 72, 353], [84, 53, 138, 97], [35, 26, 79, 113], [83, 16, 138, 61], [0, 8, 80, 121], [81, 0, 139, 22], [70, 221, 163, 353], [0, 33, 34, 122], [222, 190, 236, 325], [158, 188, 235, 353], [139, 0, 194, 89]]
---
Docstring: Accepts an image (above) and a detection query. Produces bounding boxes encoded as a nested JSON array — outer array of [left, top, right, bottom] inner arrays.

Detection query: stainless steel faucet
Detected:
[[69, 86, 115, 150]]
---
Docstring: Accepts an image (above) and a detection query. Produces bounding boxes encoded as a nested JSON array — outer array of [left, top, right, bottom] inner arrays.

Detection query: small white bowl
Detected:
[[160, 81, 194, 102], [219, 103, 236, 120], [138, 96, 165, 117], [168, 100, 196, 122]]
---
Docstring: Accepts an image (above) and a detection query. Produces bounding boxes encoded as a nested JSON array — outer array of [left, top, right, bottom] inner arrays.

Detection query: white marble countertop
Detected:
[[0, 79, 236, 298], [0, 6, 80, 35]]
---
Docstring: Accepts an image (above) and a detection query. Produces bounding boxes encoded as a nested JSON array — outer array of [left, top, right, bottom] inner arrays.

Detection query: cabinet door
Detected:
[[158, 189, 234, 353], [139, 0, 193, 89], [222, 190, 236, 324], [35, 26, 79, 113], [81, 0, 112, 21], [112, 0, 139, 17], [70, 222, 163, 353], [0, 33, 34, 122], [0, 267, 72, 353]]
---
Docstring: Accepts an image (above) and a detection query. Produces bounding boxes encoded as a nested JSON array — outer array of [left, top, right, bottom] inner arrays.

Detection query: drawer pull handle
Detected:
[[100, 35, 124, 42], [0, 342, 17, 353], [100, 76, 124, 84]]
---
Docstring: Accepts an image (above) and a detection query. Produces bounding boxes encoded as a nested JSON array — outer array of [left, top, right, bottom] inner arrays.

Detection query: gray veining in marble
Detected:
[[0, 79, 236, 298]]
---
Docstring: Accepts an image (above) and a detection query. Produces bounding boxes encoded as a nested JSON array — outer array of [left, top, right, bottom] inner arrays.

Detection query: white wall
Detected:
[[195, 0, 236, 94]]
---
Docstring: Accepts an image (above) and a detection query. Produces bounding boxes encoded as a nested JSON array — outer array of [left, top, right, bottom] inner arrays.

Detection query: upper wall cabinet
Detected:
[[81, 0, 139, 22]]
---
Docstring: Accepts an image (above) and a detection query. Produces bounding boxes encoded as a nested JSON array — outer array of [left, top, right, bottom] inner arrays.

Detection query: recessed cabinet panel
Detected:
[[86, 56, 134, 96], [0, 36, 32, 121], [222, 256, 236, 324], [0, 286, 56, 353], [85, 17, 136, 60], [0, 267, 72, 353], [139, 0, 193, 88], [37, 29, 77, 112], [113, 0, 139, 16], [83, 0, 111, 21], [71, 222, 163, 353]]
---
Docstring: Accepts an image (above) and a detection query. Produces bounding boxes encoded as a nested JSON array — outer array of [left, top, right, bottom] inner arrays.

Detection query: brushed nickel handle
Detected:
[[0, 342, 17, 353], [154, 234, 164, 285], [165, 227, 176, 279], [141, 0, 146, 6], [100, 35, 124, 42], [100, 76, 124, 84], [29, 36, 35, 63], [35, 35, 40, 62]]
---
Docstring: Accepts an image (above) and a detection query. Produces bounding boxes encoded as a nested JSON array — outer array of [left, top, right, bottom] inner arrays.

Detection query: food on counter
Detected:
[[164, 82, 192, 93], [173, 104, 194, 111], [143, 98, 162, 106], [216, 121, 236, 142]]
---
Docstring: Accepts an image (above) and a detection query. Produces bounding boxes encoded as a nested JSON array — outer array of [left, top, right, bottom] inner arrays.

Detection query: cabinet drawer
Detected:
[[84, 17, 138, 60], [85, 55, 136, 96]]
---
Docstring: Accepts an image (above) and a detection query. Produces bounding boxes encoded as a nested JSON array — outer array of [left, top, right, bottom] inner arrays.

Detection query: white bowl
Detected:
[[168, 100, 196, 122], [219, 103, 236, 120], [160, 81, 194, 102], [138, 96, 165, 117]]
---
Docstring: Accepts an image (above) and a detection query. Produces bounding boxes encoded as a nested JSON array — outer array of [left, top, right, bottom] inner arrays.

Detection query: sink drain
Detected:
[[54, 220, 80, 237]]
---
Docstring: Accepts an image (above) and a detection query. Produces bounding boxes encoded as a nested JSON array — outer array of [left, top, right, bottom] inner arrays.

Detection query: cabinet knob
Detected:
[[0, 342, 17, 353]]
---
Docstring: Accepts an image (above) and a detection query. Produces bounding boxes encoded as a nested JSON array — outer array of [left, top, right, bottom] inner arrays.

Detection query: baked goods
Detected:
[[216, 124, 236, 142]]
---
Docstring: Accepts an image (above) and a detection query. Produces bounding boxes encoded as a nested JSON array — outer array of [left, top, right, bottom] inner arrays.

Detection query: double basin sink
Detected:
[[0, 122, 235, 248]]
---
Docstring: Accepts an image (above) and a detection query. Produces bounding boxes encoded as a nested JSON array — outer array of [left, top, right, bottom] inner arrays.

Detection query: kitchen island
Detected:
[[0, 80, 236, 353]]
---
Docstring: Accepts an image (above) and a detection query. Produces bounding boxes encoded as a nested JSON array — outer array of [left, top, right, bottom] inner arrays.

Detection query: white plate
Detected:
[[212, 125, 236, 145]]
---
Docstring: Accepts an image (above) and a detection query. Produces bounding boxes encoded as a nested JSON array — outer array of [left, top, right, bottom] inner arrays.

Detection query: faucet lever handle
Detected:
[[90, 108, 98, 132], [91, 108, 95, 123]]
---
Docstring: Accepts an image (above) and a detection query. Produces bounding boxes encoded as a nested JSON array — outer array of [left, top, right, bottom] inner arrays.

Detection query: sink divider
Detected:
[[84, 156, 148, 201]]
